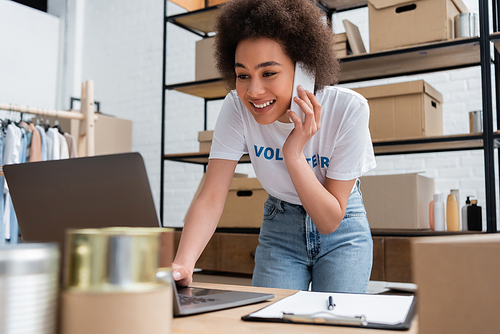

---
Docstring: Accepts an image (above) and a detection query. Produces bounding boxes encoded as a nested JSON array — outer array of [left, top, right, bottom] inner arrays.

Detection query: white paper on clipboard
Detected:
[[247, 291, 415, 326]]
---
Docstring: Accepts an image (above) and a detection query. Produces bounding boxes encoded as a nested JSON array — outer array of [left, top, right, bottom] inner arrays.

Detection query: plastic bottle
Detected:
[[429, 200, 434, 230], [461, 196, 471, 231], [451, 189, 460, 229], [467, 199, 482, 231], [446, 191, 460, 231], [433, 193, 445, 231]]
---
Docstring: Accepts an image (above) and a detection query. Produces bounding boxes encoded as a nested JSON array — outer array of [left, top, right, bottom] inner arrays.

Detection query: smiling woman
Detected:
[[234, 38, 295, 125], [172, 0, 377, 294]]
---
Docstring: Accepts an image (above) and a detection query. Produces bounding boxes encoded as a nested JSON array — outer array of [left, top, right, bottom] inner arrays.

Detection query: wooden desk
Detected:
[[173, 282, 418, 334]]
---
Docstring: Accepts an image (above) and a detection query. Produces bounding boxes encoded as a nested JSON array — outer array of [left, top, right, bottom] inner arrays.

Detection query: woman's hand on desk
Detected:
[[172, 263, 193, 287]]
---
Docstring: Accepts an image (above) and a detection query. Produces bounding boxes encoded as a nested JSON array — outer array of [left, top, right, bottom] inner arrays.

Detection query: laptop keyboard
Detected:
[[179, 295, 218, 306]]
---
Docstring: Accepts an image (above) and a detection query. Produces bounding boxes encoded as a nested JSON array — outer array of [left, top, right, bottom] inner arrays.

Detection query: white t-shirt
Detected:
[[209, 86, 376, 205]]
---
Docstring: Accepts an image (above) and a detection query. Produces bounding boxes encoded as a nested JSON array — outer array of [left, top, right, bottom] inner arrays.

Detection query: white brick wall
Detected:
[[65, 0, 166, 216], [0, 0, 60, 110], [68, 0, 495, 229]]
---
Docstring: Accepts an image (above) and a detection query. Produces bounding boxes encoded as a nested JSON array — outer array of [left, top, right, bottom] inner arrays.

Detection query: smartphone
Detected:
[[290, 62, 316, 122]]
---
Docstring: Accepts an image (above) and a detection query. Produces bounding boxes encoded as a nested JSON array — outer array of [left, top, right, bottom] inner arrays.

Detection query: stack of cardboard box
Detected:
[[334, 33, 347, 58]]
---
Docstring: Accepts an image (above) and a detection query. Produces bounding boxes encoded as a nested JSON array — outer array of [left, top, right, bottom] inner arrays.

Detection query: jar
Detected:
[[0, 243, 59, 334]]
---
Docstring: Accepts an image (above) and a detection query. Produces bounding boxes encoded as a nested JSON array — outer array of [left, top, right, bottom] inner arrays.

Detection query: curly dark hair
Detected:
[[213, 0, 339, 92]]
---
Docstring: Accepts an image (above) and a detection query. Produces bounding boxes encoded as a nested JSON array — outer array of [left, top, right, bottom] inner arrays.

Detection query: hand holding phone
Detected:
[[290, 62, 316, 122]]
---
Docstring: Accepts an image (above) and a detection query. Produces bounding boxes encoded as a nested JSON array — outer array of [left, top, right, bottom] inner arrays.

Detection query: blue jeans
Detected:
[[252, 182, 373, 293]]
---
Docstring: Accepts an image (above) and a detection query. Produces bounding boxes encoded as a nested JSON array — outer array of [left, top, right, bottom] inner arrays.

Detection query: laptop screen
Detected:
[[3, 152, 161, 249]]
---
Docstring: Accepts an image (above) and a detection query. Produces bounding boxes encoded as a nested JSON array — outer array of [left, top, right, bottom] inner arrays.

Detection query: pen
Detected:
[[327, 296, 335, 310]]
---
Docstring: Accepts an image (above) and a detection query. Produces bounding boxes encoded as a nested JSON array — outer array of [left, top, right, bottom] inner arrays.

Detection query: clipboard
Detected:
[[242, 291, 417, 330]]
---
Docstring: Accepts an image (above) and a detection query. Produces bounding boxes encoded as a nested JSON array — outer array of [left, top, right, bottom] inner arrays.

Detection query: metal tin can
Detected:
[[61, 227, 173, 334], [0, 243, 59, 334], [102, 227, 174, 269], [64, 227, 171, 292], [469, 110, 483, 133], [455, 13, 479, 38]]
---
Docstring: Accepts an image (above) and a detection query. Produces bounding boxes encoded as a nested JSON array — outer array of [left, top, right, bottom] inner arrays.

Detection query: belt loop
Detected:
[[275, 197, 285, 212]]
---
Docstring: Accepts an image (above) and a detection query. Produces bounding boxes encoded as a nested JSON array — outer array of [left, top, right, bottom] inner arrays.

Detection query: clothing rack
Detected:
[[0, 80, 97, 159]]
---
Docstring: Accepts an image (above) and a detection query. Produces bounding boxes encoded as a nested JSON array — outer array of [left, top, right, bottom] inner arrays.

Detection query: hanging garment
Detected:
[[0, 135, 4, 244], [46, 128, 60, 160], [3, 124, 22, 241], [8, 128, 26, 244], [35, 124, 48, 161], [19, 127, 26, 163], [57, 132, 69, 159], [19, 122, 32, 161], [64, 132, 78, 158], [29, 123, 42, 162], [3, 124, 22, 166], [3, 197, 11, 242], [46, 133, 53, 160]]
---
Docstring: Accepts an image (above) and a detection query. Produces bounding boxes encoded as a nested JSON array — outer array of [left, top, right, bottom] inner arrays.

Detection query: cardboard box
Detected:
[[353, 80, 443, 141], [336, 33, 347, 44], [94, 114, 133, 156], [335, 34, 347, 49], [359, 173, 434, 230], [322, 0, 367, 10], [169, 0, 226, 11], [198, 130, 213, 152], [368, 0, 468, 52], [208, 0, 226, 6], [169, 0, 204, 11], [412, 234, 500, 333], [335, 33, 347, 58], [60, 286, 172, 334], [335, 48, 347, 58], [195, 37, 218, 81], [219, 178, 268, 228], [343, 19, 366, 55], [184, 173, 249, 223]]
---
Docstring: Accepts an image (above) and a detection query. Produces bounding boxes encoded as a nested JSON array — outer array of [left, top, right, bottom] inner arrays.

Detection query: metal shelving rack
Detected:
[[161, 0, 499, 232]]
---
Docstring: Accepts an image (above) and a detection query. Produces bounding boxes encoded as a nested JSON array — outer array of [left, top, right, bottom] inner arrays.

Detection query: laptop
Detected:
[[3, 152, 161, 249], [156, 271, 274, 316], [4, 152, 274, 315]]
